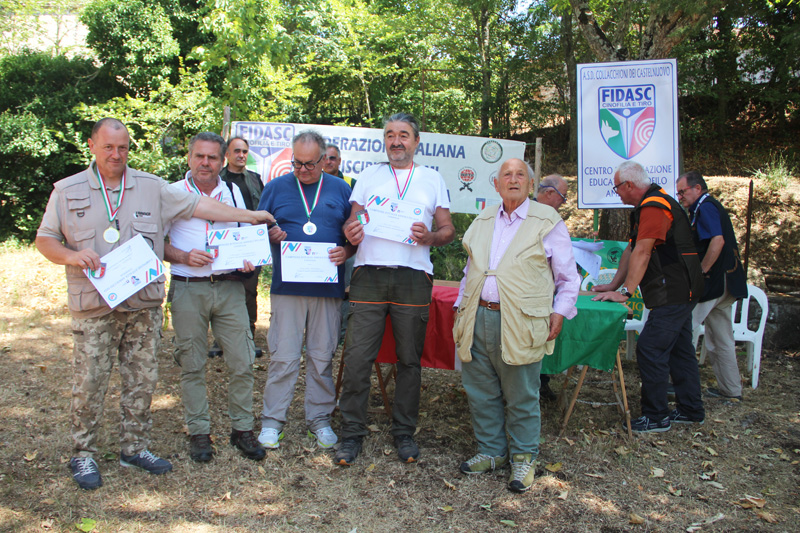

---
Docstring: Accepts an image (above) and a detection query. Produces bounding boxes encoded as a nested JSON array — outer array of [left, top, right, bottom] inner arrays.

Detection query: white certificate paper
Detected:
[[280, 241, 337, 283], [206, 224, 272, 271], [83, 234, 165, 309], [361, 195, 425, 245]]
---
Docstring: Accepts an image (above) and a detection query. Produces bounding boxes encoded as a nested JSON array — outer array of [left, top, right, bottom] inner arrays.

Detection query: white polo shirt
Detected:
[[350, 162, 450, 274], [167, 173, 247, 277]]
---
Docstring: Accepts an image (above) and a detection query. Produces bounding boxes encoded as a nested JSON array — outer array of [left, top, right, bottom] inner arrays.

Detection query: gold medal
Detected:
[[103, 226, 120, 243]]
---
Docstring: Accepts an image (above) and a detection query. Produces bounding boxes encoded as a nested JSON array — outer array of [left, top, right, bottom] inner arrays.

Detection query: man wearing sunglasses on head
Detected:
[[256, 131, 353, 451]]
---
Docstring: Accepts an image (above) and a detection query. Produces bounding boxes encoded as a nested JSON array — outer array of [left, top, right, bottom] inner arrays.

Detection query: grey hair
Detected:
[[293, 130, 326, 156], [325, 143, 341, 156], [616, 161, 650, 188], [92, 118, 127, 137], [539, 173, 565, 190], [384, 112, 420, 139], [679, 170, 708, 191], [227, 136, 249, 148], [189, 132, 226, 158]]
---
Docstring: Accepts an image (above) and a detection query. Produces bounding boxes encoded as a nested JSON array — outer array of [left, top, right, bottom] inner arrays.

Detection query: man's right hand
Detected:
[[344, 218, 365, 245], [268, 224, 287, 244], [591, 283, 616, 292], [69, 248, 101, 271], [185, 248, 215, 267]]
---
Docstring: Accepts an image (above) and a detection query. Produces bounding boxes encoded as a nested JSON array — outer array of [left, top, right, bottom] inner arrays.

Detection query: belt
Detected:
[[478, 299, 500, 311], [171, 274, 242, 283]]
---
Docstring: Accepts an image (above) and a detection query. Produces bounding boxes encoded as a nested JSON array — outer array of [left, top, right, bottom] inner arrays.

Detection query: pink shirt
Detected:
[[455, 199, 579, 319]]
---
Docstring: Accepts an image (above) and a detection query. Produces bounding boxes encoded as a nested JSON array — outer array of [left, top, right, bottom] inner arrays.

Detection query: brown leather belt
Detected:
[[478, 299, 500, 311], [171, 274, 242, 283]]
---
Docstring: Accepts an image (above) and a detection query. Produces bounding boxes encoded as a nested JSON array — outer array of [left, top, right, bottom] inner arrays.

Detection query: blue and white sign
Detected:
[[231, 122, 525, 215], [577, 59, 679, 209]]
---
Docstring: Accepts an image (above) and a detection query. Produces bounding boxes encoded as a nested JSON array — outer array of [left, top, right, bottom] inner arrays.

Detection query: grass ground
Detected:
[[1, 178, 799, 532]]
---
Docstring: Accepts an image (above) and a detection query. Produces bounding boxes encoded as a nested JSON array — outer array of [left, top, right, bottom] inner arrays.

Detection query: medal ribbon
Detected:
[[391, 165, 415, 200], [295, 174, 324, 221], [93, 162, 126, 224], [690, 193, 709, 227], [185, 176, 223, 230]]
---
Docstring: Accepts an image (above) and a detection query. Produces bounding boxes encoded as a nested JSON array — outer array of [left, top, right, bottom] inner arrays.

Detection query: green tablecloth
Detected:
[[541, 294, 627, 374]]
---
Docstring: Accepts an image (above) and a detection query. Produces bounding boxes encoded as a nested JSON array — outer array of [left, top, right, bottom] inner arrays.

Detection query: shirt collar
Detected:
[[498, 197, 530, 223]]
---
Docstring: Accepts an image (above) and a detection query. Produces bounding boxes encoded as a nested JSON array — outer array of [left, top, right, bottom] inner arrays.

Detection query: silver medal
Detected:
[[303, 221, 317, 235], [103, 226, 120, 243]]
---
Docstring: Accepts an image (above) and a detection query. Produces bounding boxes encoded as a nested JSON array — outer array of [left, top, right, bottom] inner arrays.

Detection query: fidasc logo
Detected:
[[598, 85, 655, 159]]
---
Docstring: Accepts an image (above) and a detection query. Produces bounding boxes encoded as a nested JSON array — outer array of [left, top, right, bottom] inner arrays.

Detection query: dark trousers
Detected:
[[636, 302, 705, 421], [338, 266, 432, 438]]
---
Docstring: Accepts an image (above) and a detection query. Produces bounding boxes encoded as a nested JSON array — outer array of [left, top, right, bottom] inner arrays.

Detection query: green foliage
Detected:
[[430, 213, 475, 280], [752, 152, 797, 191], [76, 69, 222, 181], [0, 50, 122, 241], [82, 0, 180, 95]]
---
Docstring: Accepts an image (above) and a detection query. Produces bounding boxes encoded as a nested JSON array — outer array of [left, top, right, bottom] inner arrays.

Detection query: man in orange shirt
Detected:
[[593, 162, 705, 433]]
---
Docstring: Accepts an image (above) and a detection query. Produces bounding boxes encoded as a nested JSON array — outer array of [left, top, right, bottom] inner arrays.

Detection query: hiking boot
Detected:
[[668, 409, 705, 425], [540, 382, 557, 403], [334, 436, 363, 466], [69, 457, 102, 490], [459, 453, 508, 475], [120, 449, 173, 475], [189, 434, 214, 462], [508, 454, 535, 493], [308, 426, 338, 448], [394, 434, 420, 463], [628, 415, 671, 433], [258, 427, 284, 449], [705, 387, 742, 402], [231, 430, 266, 461]]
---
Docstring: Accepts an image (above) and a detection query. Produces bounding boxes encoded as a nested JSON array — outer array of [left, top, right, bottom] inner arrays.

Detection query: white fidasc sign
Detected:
[[231, 122, 526, 214], [577, 59, 680, 209]]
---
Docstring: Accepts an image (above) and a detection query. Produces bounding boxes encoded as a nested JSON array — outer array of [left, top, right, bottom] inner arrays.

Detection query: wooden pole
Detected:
[[743, 179, 754, 277], [222, 106, 231, 140], [534, 137, 542, 190]]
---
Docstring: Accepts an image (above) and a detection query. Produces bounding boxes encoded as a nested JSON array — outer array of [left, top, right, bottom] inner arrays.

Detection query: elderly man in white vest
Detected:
[[453, 158, 580, 493]]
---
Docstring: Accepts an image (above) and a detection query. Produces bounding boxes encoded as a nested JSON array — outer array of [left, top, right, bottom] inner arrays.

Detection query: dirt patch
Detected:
[[2, 188, 800, 532]]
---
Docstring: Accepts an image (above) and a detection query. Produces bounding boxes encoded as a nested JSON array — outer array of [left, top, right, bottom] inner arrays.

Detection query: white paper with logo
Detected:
[[206, 224, 272, 271]]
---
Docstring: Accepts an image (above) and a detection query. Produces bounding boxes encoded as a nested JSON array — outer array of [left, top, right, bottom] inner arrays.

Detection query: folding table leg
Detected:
[[616, 351, 632, 439], [559, 365, 589, 437]]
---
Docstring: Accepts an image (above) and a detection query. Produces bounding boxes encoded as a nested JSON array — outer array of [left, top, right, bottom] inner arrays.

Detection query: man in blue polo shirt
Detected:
[[257, 130, 353, 449]]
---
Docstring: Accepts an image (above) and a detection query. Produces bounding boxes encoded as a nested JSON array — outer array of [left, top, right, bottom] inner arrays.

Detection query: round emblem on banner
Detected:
[[458, 167, 477, 192], [480, 140, 502, 163], [607, 247, 623, 265]]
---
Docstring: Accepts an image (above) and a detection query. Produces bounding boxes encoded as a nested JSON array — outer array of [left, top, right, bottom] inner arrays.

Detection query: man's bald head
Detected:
[[91, 118, 127, 139], [536, 173, 568, 209]]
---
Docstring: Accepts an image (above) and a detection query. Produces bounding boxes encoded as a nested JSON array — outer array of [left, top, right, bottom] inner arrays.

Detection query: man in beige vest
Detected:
[[453, 158, 579, 493], [36, 119, 274, 490]]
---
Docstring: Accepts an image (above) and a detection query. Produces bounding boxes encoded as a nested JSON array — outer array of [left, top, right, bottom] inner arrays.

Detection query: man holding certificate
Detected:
[[335, 113, 455, 466], [256, 131, 352, 450], [36, 119, 274, 490], [164, 132, 268, 464]]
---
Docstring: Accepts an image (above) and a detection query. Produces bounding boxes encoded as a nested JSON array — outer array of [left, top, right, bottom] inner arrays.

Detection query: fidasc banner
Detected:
[[576, 59, 679, 209], [231, 122, 525, 214]]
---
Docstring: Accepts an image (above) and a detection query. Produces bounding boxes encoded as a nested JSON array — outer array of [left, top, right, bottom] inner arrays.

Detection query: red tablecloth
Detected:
[[377, 286, 460, 369]]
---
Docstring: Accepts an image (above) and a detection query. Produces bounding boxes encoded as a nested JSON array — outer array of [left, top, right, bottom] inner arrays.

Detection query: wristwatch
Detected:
[[620, 286, 633, 298]]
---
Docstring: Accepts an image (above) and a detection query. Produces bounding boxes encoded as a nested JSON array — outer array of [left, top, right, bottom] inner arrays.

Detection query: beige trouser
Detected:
[[693, 287, 742, 397]]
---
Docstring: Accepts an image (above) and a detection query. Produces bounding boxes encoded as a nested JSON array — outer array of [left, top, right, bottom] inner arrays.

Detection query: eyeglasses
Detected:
[[611, 181, 627, 194], [676, 187, 690, 197], [291, 155, 323, 170], [540, 185, 567, 203], [325, 155, 339, 161]]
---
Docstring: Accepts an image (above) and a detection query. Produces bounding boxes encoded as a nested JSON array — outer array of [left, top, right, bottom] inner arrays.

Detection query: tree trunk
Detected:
[[476, 6, 492, 136], [562, 7, 578, 160]]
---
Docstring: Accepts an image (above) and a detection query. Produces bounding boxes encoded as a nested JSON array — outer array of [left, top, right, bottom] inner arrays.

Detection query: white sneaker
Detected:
[[308, 426, 338, 448], [258, 427, 284, 449]]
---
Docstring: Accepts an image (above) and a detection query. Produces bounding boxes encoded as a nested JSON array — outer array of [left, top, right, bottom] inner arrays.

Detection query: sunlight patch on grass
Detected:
[[578, 493, 621, 515]]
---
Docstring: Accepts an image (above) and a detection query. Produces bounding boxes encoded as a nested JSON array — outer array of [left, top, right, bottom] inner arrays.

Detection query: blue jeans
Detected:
[[461, 306, 542, 457], [636, 302, 705, 421]]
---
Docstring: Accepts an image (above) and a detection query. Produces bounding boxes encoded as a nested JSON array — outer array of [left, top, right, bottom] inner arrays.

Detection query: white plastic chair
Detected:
[[696, 284, 768, 389], [580, 268, 618, 291]]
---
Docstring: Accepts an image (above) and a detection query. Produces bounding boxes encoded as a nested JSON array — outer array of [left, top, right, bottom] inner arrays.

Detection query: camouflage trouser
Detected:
[[71, 307, 162, 458]]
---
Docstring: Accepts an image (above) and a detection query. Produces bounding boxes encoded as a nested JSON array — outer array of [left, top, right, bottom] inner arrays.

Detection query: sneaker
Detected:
[[231, 430, 266, 461], [508, 454, 535, 493], [258, 427, 284, 449], [668, 409, 705, 425], [189, 434, 214, 462], [460, 453, 508, 475], [308, 426, 338, 448], [394, 434, 420, 463], [705, 387, 742, 401], [628, 415, 671, 433], [69, 457, 102, 490], [120, 449, 173, 475], [334, 436, 363, 466]]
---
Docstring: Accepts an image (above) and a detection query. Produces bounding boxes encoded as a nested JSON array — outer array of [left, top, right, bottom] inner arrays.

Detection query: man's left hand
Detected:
[[547, 313, 565, 341], [239, 260, 255, 273], [410, 222, 433, 245], [592, 291, 629, 303], [328, 246, 346, 266], [252, 210, 276, 226]]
